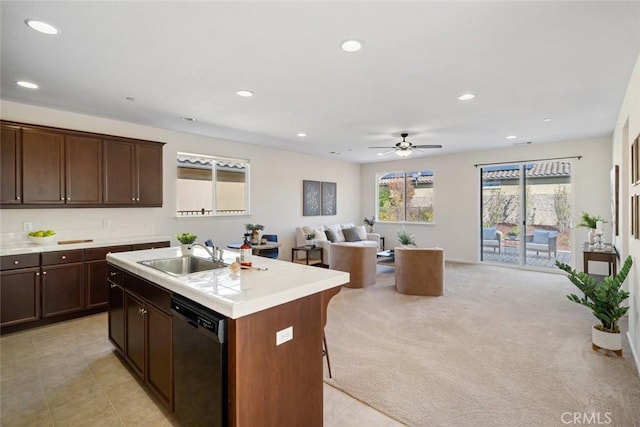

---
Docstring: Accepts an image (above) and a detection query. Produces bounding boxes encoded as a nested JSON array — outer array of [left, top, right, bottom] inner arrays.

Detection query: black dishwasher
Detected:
[[172, 295, 227, 427]]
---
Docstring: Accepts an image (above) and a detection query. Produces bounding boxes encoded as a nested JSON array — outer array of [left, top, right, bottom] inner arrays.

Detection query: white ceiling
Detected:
[[1, 1, 639, 163]]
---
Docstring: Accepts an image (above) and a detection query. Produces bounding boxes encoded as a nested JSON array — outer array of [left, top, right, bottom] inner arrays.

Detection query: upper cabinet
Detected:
[[103, 139, 163, 206], [0, 123, 22, 205], [0, 121, 164, 208]]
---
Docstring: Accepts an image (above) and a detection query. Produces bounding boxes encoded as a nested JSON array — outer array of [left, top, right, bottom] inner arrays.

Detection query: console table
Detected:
[[582, 243, 617, 278]]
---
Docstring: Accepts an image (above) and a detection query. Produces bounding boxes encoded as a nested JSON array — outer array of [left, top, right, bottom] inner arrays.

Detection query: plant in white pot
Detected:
[[576, 211, 607, 245], [556, 256, 632, 356], [176, 232, 197, 256]]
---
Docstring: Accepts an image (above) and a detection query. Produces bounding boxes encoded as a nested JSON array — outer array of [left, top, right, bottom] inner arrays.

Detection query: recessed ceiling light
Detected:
[[297, 133, 307, 137], [236, 90, 253, 97], [544, 118, 552, 122], [125, 96, 135, 102], [25, 19, 58, 35], [506, 135, 517, 139], [16, 81, 38, 89], [341, 40, 362, 52], [182, 117, 196, 122], [458, 93, 475, 101]]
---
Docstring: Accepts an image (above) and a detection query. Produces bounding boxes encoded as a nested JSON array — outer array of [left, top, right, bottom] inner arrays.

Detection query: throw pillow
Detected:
[[313, 228, 328, 242], [342, 227, 362, 242], [325, 224, 345, 242], [325, 229, 339, 243], [355, 225, 368, 240], [532, 230, 550, 244], [340, 223, 355, 230], [482, 227, 496, 240]]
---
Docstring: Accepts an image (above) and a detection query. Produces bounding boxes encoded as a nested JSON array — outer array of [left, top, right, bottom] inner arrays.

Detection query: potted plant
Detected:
[[507, 226, 519, 239], [397, 228, 416, 247], [576, 211, 607, 244], [176, 232, 197, 255], [555, 256, 632, 356], [244, 223, 265, 244], [363, 215, 376, 233], [305, 232, 316, 248]]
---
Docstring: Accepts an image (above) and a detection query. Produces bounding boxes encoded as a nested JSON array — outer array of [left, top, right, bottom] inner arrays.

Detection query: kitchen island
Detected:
[[107, 246, 349, 426]]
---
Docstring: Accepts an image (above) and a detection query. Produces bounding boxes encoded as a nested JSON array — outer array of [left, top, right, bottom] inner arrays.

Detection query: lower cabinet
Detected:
[[0, 267, 40, 326], [107, 264, 125, 353], [112, 268, 173, 409], [41, 250, 84, 318], [86, 245, 132, 309]]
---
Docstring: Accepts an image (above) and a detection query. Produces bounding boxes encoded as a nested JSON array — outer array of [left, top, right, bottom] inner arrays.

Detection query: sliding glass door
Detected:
[[481, 162, 572, 269]]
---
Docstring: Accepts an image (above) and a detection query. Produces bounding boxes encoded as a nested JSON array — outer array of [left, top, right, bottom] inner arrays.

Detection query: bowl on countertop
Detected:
[[29, 235, 57, 245]]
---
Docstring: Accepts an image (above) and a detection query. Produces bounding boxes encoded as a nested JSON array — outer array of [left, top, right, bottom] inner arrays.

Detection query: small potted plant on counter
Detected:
[[176, 232, 197, 256], [556, 256, 632, 356], [244, 223, 265, 244]]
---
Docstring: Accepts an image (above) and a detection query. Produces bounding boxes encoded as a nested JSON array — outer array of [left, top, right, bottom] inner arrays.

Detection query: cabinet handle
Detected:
[[110, 284, 116, 288], [136, 197, 140, 201], [131, 197, 135, 201], [141, 309, 147, 315], [60, 197, 64, 201], [42, 271, 47, 275], [61, 255, 67, 260], [13, 260, 19, 265], [109, 272, 117, 276], [16, 196, 20, 200], [36, 272, 40, 276], [66, 197, 70, 201], [138, 308, 143, 314]]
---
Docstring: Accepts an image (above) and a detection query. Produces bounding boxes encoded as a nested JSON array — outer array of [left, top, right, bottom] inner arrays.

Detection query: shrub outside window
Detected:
[[377, 170, 434, 223]]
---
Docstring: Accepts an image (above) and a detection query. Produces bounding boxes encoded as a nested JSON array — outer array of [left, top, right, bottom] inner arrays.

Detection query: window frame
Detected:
[[375, 170, 435, 224]]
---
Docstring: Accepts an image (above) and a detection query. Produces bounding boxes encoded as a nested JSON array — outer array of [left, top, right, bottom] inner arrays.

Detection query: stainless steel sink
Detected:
[[138, 256, 228, 276]]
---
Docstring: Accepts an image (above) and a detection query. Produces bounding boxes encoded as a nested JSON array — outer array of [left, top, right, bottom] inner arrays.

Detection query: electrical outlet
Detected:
[[23, 222, 33, 232], [276, 326, 293, 346], [102, 219, 111, 228]]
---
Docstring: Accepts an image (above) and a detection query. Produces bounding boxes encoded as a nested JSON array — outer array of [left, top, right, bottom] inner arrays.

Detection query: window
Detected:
[[377, 170, 434, 223], [176, 152, 249, 216]]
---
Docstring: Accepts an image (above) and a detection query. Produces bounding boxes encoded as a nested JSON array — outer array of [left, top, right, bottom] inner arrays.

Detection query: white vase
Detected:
[[592, 325, 622, 351], [588, 228, 596, 245], [180, 244, 191, 256]]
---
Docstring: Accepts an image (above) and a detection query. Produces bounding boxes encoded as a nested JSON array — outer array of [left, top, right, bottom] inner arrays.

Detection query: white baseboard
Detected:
[[626, 331, 640, 378]]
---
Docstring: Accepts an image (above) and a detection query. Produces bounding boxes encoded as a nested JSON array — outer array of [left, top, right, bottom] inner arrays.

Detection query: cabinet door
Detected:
[[125, 291, 145, 378], [1, 123, 22, 205], [41, 263, 84, 317], [108, 281, 125, 354], [86, 259, 109, 309], [146, 304, 173, 407], [103, 138, 135, 205], [0, 267, 40, 327], [136, 143, 163, 206], [22, 127, 65, 204], [66, 135, 102, 204]]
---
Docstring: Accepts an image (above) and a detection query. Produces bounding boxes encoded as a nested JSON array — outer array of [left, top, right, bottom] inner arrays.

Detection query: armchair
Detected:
[[525, 230, 558, 259], [482, 227, 503, 253]]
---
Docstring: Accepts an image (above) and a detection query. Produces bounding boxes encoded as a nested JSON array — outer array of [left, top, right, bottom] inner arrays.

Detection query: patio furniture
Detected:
[[394, 247, 445, 296], [482, 227, 503, 253], [526, 230, 558, 259]]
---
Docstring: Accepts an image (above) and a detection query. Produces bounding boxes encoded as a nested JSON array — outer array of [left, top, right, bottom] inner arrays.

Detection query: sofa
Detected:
[[295, 223, 380, 266], [482, 227, 503, 253]]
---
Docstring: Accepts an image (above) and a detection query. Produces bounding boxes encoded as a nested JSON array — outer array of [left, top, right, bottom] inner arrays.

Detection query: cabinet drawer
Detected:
[[41, 249, 84, 265], [1, 253, 40, 270], [124, 272, 171, 314], [107, 264, 124, 286], [86, 245, 132, 261], [131, 241, 170, 251]]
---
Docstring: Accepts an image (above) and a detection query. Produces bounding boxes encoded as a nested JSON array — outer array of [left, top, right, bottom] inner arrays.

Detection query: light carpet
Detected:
[[324, 262, 640, 427]]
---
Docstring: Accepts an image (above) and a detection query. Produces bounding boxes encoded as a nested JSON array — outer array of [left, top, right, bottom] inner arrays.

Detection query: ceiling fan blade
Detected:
[[368, 146, 394, 149], [413, 144, 443, 149]]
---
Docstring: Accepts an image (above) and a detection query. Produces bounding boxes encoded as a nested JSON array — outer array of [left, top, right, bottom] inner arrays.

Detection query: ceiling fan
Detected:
[[369, 133, 442, 157]]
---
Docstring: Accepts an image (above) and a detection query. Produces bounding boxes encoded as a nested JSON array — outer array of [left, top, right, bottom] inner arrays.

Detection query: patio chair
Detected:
[[525, 230, 558, 259], [482, 227, 503, 253]]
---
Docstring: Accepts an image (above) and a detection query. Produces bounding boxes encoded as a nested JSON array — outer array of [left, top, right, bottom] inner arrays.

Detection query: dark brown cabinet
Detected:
[[22, 127, 65, 205], [119, 271, 173, 408], [86, 245, 131, 309], [107, 264, 125, 354], [1, 123, 22, 205], [1, 120, 164, 208], [41, 250, 85, 318], [104, 139, 163, 206], [0, 254, 41, 328]]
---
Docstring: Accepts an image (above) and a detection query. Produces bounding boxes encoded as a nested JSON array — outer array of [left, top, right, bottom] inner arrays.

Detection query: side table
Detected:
[[582, 243, 617, 278], [292, 246, 324, 266]]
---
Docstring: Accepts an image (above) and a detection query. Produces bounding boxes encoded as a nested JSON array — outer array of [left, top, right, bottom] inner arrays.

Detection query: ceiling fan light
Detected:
[[395, 149, 412, 157]]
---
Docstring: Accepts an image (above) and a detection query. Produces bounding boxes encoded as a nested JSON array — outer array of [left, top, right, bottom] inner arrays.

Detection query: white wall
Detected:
[[0, 101, 362, 258], [612, 54, 640, 373], [361, 137, 612, 266]]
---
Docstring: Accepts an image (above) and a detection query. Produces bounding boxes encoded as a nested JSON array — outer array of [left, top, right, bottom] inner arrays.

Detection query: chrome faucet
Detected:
[[190, 242, 224, 262]]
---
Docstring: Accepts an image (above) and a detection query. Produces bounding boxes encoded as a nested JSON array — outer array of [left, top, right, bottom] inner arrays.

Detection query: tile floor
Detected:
[[0, 313, 403, 426]]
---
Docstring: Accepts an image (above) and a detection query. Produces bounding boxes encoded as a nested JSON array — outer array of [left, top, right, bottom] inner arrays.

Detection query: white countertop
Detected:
[[0, 236, 171, 256], [107, 246, 349, 319]]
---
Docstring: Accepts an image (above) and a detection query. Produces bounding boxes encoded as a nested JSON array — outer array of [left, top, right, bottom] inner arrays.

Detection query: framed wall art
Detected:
[[632, 136, 639, 185], [611, 165, 619, 236], [321, 181, 337, 216], [303, 180, 321, 216]]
